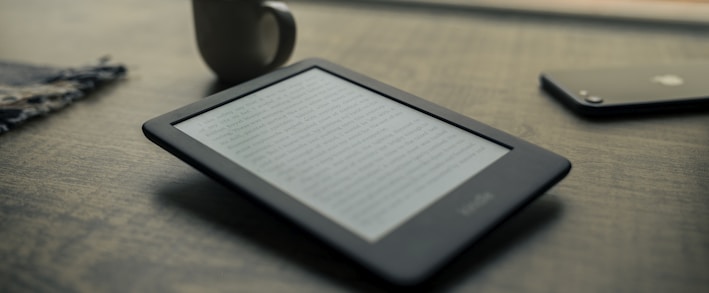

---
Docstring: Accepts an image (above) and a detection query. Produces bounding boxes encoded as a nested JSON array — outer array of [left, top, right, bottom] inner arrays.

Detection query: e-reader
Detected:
[[143, 58, 571, 285]]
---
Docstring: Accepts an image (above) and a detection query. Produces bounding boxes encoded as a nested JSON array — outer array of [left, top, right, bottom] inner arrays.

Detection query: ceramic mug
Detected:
[[192, 0, 296, 83]]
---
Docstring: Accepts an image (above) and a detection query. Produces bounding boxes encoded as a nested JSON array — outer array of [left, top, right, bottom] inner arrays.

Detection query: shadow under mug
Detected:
[[193, 0, 296, 84]]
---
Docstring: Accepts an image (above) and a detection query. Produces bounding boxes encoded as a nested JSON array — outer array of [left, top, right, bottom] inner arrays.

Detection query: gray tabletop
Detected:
[[1, 0, 708, 292]]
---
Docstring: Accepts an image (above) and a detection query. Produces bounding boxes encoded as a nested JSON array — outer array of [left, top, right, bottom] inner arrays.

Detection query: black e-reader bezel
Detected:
[[143, 58, 571, 286]]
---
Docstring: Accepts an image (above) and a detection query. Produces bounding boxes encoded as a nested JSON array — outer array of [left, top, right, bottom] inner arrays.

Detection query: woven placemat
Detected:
[[0, 57, 126, 134]]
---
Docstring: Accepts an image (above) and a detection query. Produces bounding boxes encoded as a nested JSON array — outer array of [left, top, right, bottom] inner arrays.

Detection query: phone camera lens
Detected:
[[585, 96, 603, 104]]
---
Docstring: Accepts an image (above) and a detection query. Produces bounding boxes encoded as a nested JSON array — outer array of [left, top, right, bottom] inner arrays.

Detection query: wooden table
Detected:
[[1, 0, 708, 292]]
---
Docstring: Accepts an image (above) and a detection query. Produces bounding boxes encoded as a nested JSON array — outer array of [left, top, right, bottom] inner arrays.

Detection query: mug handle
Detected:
[[262, 1, 297, 71]]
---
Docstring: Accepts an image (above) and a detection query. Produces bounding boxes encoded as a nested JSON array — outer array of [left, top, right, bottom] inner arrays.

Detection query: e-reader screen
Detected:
[[174, 68, 510, 243]]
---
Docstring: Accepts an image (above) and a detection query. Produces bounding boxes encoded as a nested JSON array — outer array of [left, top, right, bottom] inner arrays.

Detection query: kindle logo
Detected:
[[458, 192, 496, 216]]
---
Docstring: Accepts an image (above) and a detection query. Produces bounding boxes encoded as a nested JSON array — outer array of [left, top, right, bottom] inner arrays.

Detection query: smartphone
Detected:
[[540, 63, 709, 116]]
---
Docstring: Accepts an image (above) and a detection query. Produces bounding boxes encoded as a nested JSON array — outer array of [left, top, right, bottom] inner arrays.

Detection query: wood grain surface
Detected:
[[1, 0, 708, 292]]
